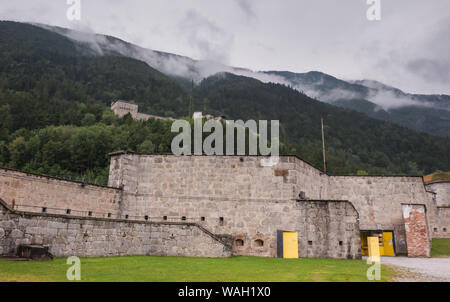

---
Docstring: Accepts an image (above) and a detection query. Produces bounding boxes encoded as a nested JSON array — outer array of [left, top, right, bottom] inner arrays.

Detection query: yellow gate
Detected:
[[382, 232, 395, 256], [282, 231, 299, 258], [360, 231, 395, 257]]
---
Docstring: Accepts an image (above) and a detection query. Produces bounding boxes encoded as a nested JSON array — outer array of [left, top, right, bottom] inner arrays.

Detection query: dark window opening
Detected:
[[107, 213, 112, 218], [339, 241, 343, 246], [182, 216, 187, 221], [308, 241, 313, 246], [66, 209, 71, 215], [240, 157, 244, 162], [255, 239, 264, 247], [201, 217, 205, 221], [163, 216, 167, 221], [444, 228, 447, 232], [42, 207, 47, 213], [434, 227, 438, 232], [145, 215, 149, 221], [88, 211, 92, 217], [125, 215, 129, 219], [219, 217, 224, 225], [235, 239, 244, 247]]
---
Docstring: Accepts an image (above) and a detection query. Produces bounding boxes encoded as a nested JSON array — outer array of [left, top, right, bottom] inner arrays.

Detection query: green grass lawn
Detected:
[[0, 256, 394, 282], [431, 238, 450, 257]]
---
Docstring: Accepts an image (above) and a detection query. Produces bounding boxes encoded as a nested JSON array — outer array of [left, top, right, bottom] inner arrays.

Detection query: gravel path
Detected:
[[378, 257, 450, 282]]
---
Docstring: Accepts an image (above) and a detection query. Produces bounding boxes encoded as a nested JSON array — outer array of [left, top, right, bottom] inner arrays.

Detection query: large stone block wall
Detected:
[[426, 182, 450, 207], [434, 207, 450, 238], [109, 154, 299, 201], [402, 204, 431, 257], [296, 200, 360, 259], [326, 176, 436, 255], [108, 153, 360, 259], [109, 153, 443, 256], [122, 195, 360, 259], [0, 200, 231, 258], [0, 168, 122, 218], [1, 152, 446, 259], [108, 154, 329, 210]]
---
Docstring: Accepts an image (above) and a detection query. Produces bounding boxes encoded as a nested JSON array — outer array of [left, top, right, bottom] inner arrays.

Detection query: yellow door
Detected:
[[282, 231, 299, 258], [382, 232, 395, 256]]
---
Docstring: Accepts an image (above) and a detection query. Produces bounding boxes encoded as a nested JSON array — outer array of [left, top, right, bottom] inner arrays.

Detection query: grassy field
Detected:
[[431, 238, 450, 258], [423, 172, 450, 184], [0, 256, 394, 282]]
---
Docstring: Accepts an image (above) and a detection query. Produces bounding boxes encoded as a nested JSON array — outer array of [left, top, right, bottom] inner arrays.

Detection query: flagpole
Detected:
[[321, 117, 327, 174]]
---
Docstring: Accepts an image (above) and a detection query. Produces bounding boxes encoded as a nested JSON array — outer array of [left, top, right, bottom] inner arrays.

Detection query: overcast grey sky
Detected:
[[0, 0, 449, 94]]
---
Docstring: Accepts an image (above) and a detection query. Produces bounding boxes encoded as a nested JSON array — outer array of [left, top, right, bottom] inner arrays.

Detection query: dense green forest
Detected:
[[0, 21, 449, 185], [194, 73, 450, 175]]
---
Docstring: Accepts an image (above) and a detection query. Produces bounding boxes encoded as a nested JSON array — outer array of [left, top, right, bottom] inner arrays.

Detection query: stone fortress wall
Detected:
[[0, 199, 231, 258], [326, 175, 439, 253], [111, 100, 175, 121], [108, 152, 361, 258], [0, 151, 449, 258], [0, 168, 122, 218], [426, 181, 450, 207], [108, 152, 449, 256], [425, 181, 450, 238]]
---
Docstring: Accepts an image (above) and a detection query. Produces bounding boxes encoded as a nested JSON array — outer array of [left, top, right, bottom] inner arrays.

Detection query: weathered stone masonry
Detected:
[[0, 152, 448, 258], [107, 152, 448, 257], [0, 199, 231, 258], [426, 181, 450, 238], [402, 204, 431, 257], [0, 168, 121, 217]]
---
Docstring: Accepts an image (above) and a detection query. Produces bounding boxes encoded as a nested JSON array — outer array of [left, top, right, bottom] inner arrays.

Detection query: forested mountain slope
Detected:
[[0, 21, 448, 184]]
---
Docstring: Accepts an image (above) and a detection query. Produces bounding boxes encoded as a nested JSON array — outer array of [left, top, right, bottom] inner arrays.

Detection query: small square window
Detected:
[[42, 207, 47, 213], [107, 213, 112, 218], [144, 215, 149, 221], [125, 215, 129, 219], [219, 217, 224, 225], [434, 228, 438, 232], [339, 241, 343, 246], [308, 241, 313, 246], [66, 209, 71, 215], [444, 228, 447, 232], [88, 211, 92, 217], [163, 216, 167, 221], [182, 216, 187, 221], [201, 217, 205, 221]]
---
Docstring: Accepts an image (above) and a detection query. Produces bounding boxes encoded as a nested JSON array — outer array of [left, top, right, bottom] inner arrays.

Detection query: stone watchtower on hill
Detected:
[[111, 100, 139, 118], [111, 100, 175, 121]]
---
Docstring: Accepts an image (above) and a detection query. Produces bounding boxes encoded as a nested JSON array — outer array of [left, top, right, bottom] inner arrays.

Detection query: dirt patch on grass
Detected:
[[386, 264, 448, 282]]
